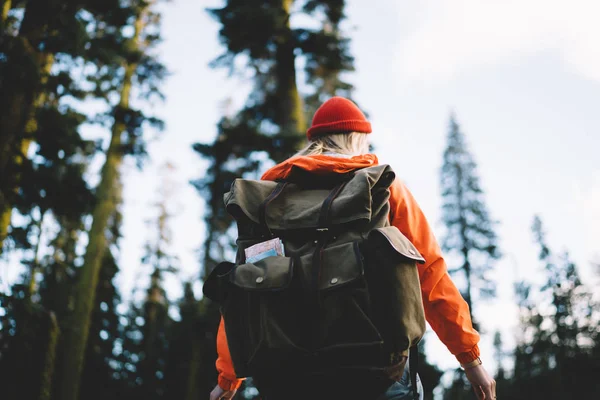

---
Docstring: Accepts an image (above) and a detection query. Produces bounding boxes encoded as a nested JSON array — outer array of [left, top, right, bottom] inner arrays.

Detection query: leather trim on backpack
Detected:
[[369, 226, 426, 264]]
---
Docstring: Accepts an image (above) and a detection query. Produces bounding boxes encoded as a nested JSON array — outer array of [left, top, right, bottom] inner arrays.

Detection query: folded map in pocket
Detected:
[[244, 238, 285, 263]]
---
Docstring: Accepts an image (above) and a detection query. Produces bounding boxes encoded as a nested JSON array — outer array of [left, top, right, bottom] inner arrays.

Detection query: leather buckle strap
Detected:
[[311, 181, 348, 291], [317, 181, 347, 229], [258, 181, 288, 238]]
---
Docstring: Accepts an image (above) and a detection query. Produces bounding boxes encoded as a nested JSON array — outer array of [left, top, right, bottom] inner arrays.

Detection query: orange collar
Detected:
[[261, 154, 379, 181]]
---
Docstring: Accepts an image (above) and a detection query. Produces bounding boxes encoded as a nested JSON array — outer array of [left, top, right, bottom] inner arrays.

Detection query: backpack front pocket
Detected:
[[224, 256, 312, 376], [297, 241, 386, 370]]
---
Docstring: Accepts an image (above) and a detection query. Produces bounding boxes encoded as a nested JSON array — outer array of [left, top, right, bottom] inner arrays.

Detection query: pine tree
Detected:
[[136, 162, 179, 399], [507, 216, 600, 399], [79, 246, 123, 400], [136, 269, 170, 399], [55, 1, 166, 398], [492, 331, 506, 381], [0, 0, 124, 253], [530, 216, 596, 397], [492, 331, 511, 398], [439, 114, 500, 329], [116, 294, 146, 399], [164, 282, 209, 400]]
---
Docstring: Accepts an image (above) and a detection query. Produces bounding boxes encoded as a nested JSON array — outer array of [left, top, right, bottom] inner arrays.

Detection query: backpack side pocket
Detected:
[[365, 226, 427, 370]]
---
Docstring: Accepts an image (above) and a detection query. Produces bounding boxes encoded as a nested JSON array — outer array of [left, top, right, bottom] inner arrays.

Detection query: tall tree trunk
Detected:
[[55, 11, 145, 400], [141, 294, 167, 397], [275, 0, 305, 139]]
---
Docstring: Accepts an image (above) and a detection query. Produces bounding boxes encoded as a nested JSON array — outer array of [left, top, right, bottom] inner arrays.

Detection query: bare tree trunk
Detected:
[[55, 8, 146, 399]]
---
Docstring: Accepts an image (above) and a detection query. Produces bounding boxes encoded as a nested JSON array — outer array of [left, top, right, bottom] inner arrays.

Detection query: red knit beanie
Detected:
[[306, 96, 372, 141]]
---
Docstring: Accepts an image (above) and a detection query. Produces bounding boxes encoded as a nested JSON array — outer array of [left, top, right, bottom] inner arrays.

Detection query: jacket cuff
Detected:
[[455, 343, 480, 365], [218, 375, 244, 391]]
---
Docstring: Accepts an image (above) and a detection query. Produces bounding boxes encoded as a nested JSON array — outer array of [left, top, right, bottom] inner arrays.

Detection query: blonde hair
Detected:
[[294, 132, 370, 157]]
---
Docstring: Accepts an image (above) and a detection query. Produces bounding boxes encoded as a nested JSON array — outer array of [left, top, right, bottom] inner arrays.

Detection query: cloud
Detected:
[[394, 0, 600, 84]]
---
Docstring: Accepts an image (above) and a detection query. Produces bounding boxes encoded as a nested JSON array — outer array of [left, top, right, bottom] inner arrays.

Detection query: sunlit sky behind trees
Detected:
[[11, 0, 598, 380]]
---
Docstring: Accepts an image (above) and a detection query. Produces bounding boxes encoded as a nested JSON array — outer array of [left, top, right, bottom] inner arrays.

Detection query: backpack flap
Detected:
[[224, 180, 370, 230], [230, 256, 293, 291], [223, 164, 395, 231], [296, 241, 364, 291]]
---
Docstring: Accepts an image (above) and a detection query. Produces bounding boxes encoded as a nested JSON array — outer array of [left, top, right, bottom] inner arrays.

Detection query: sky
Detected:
[[7, 0, 597, 394]]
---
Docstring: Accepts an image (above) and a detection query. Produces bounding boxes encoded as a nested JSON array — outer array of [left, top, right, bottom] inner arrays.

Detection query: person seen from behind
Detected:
[[209, 96, 497, 400]]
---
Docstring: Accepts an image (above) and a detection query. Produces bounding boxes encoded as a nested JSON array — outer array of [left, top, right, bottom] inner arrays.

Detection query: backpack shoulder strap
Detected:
[[410, 347, 419, 400]]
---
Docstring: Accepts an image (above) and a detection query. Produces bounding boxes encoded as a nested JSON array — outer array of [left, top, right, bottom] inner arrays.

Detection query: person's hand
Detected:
[[209, 384, 237, 400], [464, 364, 496, 400]]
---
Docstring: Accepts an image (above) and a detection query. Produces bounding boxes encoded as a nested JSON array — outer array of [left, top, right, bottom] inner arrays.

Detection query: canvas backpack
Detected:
[[203, 164, 427, 398]]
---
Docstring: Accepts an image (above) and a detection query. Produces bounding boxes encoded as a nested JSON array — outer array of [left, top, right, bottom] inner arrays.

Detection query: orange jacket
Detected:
[[215, 154, 481, 390]]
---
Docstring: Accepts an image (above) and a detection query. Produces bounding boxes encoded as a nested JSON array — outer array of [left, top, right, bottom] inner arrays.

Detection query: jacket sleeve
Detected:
[[388, 179, 481, 364], [216, 317, 245, 391]]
